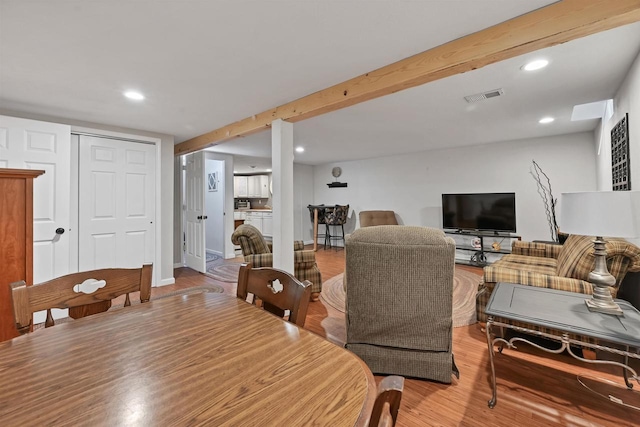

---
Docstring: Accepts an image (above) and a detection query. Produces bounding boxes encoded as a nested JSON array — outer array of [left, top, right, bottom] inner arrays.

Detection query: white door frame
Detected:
[[70, 127, 163, 286]]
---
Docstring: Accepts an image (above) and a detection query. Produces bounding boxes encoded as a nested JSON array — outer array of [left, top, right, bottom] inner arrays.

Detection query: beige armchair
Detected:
[[345, 225, 459, 383], [231, 224, 322, 300], [359, 210, 398, 227]]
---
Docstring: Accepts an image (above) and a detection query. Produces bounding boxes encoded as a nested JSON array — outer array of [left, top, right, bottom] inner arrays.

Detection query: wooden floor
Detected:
[[167, 248, 638, 427]]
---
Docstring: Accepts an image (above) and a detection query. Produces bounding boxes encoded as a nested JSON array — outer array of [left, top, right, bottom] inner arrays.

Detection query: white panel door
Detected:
[[79, 136, 155, 272], [185, 152, 206, 273], [0, 115, 71, 283]]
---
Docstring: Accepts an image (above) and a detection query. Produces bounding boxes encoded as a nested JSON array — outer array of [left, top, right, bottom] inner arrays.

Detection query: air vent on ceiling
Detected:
[[464, 88, 504, 103]]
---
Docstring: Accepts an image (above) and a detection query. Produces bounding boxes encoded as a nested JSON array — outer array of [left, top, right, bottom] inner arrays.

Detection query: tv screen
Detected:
[[442, 193, 516, 233]]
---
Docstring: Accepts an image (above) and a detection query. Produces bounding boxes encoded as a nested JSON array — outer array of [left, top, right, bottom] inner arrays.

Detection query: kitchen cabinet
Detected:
[[233, 211, 247, 230], [247, 175, 270, 198], [235, 175, 270, 199], [262, 212, 273, 237], [244, 211, 272, 237], [234, 176, 248, 198]]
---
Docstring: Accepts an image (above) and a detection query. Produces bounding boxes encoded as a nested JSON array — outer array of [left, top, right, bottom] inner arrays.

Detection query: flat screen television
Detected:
[[442, 192, 516, 233]]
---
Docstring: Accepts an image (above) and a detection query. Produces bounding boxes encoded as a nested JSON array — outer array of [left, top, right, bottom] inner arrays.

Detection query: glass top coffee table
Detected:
[[485, 282, 640, 408]]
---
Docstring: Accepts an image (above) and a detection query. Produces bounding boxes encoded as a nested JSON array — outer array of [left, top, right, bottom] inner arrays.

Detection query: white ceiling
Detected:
[[2, 1, 640, 174]]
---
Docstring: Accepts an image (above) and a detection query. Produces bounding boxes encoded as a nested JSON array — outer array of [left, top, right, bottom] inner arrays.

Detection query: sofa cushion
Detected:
[[484, 262, 558, 283], [556, 234, 639, 285]]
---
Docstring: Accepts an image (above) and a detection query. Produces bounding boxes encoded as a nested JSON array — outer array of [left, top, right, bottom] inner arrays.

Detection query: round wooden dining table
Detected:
[[0, 292, 376, 426]]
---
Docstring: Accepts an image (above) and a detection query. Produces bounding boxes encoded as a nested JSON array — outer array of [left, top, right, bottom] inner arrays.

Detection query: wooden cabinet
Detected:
[[235, 175, 270, 198], [262, 212, 273, 237], [234, 176, 248, 198], [0, 168, 44, 341], [245, 211, 273, 237], [249, 175, 270, 198]]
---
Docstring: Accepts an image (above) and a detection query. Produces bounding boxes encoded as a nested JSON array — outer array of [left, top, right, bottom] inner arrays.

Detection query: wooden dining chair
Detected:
[[10, 264, 153, 334], [236, 263, 312, 327], [368, 375, 405, 427]]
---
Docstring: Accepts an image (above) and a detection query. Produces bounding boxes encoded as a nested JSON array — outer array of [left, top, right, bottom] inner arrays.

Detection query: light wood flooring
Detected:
[[166, 248, 638, 427]]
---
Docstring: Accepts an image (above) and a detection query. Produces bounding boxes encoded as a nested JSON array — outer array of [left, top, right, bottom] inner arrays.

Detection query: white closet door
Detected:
[[78, 136, 155, 271], [185, 152, 206, 273], [0, 115, 71, 283]]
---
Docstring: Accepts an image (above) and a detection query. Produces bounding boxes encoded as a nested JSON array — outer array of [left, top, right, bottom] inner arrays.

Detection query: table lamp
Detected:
[[560, 191, 639, 316]]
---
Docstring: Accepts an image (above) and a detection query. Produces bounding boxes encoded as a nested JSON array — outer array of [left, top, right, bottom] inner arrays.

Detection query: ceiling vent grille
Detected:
[[464, 88, 504, 103]]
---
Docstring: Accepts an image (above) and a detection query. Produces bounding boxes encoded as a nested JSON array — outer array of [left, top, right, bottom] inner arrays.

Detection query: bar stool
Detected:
[[325, 204, 349, 250], [308, 205, 330, 249]]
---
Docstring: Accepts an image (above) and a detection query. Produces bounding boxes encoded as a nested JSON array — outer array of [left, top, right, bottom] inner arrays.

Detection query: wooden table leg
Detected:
[[313, 208, 318, 252]]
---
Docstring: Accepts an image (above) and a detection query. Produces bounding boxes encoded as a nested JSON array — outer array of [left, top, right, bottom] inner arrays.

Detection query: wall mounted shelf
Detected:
[[327, 182, 347, 188]]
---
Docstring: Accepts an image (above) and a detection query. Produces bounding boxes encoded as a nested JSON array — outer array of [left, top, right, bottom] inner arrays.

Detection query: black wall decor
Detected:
[[611, 113, 630, 191]]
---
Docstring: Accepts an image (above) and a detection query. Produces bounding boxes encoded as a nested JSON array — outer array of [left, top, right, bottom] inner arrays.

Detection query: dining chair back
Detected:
[[368, 375, 405, 427], [237, 263, 312, 327], [10, 264, 153, 334]]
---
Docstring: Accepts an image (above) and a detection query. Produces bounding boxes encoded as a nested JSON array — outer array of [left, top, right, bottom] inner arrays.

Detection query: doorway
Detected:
[[181, 151, 235, 273]]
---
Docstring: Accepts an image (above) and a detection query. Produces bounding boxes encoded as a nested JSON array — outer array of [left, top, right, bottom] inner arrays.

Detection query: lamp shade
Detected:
[[560, 191, 639, 238]]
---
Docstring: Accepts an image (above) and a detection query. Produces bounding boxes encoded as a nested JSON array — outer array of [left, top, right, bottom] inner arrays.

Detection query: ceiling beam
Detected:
[[175, 0, 640, 155]]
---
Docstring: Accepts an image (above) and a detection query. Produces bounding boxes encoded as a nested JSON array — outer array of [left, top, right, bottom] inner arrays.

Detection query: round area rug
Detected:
[[206, 264, 242, 283], [320, 268, 481, 327]]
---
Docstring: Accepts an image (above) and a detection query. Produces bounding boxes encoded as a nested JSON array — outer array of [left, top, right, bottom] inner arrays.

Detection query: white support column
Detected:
[[271, 119, 294, 274]]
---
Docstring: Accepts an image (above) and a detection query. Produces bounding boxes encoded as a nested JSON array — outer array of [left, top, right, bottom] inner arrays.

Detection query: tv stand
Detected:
[[443, 230, 521, 267]]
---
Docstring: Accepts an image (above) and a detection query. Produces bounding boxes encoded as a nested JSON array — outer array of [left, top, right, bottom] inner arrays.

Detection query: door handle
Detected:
[[203, 215, 208, 220], [197, 216, 202, 220], [197, 216, 208, 220], [55, 228, 65, 235]]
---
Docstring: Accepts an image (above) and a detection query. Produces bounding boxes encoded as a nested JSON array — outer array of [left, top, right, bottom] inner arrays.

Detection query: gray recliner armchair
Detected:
[[345, 225, 459, 383]]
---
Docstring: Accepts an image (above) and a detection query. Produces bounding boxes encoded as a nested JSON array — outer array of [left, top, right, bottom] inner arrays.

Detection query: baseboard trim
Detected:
[[158, 277, 176, 287], [174, 262, 184, 268]]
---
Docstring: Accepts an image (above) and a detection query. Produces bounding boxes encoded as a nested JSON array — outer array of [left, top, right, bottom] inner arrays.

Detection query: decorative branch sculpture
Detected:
[[531, 160, 558, 242]]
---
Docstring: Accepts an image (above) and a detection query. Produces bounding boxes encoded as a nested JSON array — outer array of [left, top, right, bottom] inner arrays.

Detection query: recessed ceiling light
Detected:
[[295, 147, 305, 153], [124, 90, 145, 100], [539, 117, 555, 124], [266, 168, 272, 172], [522, 59, 549, 71]]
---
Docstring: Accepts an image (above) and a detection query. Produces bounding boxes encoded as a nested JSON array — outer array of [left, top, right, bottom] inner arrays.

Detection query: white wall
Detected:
[[312, 132, 597, 242], [204, 157, 225, 255], [596, 49, 640, 191], [293, 163, 315, 242], [0, 109, 175, 285]]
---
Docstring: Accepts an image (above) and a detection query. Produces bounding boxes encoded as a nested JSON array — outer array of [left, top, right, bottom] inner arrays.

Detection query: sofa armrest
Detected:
[[294, 250, 317, 266], [245, 251, 316, 267], [477, 268, 594, 323], [512, 241, 562, 259], [243, 253, 273, 268], [484, 266, 593, 295]]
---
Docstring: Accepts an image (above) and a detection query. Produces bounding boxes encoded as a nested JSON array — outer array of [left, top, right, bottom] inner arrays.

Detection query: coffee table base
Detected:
[[486, 316, 640, 408]]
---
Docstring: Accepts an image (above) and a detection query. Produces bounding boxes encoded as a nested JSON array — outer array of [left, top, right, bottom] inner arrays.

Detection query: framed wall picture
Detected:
[[208, 172, 218, 192], [611, 113, 630, 191]]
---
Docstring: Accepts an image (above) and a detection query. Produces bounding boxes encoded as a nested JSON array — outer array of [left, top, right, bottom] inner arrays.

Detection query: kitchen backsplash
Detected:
[[234, 198, 269, 209]]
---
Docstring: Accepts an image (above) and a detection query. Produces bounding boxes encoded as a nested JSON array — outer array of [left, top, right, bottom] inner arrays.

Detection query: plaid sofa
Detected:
[[231, 224, 322, 294], [477, 235, 640, 342]]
